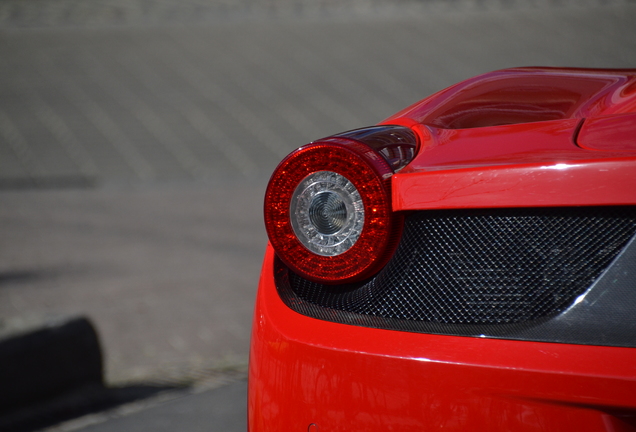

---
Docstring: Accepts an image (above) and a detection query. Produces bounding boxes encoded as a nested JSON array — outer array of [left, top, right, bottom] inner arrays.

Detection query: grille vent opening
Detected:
[[281, 207, 636, 325]]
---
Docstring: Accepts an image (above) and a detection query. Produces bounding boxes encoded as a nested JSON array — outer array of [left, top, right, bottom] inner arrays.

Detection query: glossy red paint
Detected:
[[579, 112, 636, 152], [249, 246, 636, 432], [388, 118, 636, 211], [384, 67, 636, 129], [382, 68, 636, 211]]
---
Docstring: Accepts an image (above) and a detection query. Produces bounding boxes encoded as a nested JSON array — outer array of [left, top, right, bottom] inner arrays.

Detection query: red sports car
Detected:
[[249, 67, 636, 431]]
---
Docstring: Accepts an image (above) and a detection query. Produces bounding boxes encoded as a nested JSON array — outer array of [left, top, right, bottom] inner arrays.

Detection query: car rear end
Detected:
[[249, 68, 636, 432]]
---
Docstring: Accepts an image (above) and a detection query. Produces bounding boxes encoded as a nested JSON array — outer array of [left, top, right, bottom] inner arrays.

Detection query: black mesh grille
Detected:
[[282, 207, 636, 324]]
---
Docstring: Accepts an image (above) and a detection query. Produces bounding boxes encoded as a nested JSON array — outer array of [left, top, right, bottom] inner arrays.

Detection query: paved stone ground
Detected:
[[1, 0, 635, 187], [0, 0, 631, 29], [46, 380, 248, 432], [0, 183, 264, 385], [1, 0, 636, 389]]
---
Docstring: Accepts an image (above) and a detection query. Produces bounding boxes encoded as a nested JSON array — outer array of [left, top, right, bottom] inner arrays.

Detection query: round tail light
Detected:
[[264, 128, 413, 284]]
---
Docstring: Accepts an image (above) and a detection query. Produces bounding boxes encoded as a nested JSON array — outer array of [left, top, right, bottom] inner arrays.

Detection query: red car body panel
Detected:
[[390, 119, 636, 210], [249, 68, 636, 431], [249, 246, 636, 432], [384, 67, 636, 129], [579, 112, 636, 152]]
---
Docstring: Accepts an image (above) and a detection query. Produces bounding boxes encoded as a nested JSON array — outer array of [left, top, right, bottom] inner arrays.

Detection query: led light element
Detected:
[[264, 128, 416, 284], [291, 171, 364, 256]]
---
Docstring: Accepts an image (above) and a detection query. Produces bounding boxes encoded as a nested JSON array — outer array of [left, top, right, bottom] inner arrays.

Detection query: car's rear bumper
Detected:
[[249, 244, 636, 432]]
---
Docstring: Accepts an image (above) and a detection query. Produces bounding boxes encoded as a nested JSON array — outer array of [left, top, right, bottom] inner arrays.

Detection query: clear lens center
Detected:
[[290, 171, 364, 256], [308, 191, 347, 235]]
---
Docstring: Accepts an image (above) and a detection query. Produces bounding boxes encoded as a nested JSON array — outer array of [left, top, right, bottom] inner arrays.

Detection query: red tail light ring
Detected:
[[264, 136, 405, 284]]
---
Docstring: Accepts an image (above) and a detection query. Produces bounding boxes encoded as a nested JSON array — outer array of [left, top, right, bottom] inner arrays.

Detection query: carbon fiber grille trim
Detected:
[[278, 207, 636, 325]]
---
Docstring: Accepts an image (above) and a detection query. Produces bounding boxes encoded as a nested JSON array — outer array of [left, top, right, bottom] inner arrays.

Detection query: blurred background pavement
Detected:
[[1, 0, 635, 428]]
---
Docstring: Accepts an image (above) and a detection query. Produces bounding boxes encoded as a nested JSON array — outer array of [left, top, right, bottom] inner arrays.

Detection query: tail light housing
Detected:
[[264, 125, 418, 284]]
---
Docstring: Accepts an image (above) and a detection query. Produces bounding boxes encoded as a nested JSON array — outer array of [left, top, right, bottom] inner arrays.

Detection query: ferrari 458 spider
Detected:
[[249, 67, 636, 431]]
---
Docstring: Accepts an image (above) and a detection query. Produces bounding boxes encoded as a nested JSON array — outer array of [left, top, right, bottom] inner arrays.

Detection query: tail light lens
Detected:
[[264, 125, 417, 284]]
